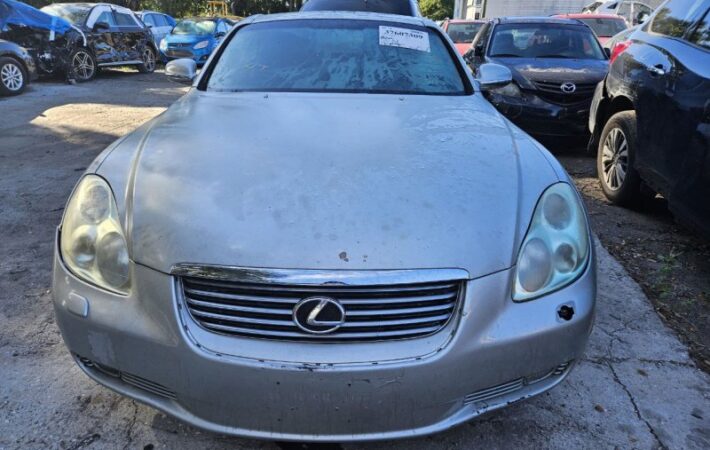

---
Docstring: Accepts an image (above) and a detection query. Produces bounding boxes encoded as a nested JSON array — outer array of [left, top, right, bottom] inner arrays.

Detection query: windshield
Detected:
[[207, 20, 467, 95], [173, 19, 216, 35], [578, 17, 627, 36], [41, 4, 90, 25], [446, 22, 483, 43], [489, 23, 606, 59]]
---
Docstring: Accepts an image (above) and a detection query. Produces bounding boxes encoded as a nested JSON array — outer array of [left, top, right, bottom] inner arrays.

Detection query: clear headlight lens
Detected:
[[513, 183, 590, 301], [490, 82, 522, 97], [60, 175, 130, 294], [159, 39, 168, 51], [193, 40, 210, 49]]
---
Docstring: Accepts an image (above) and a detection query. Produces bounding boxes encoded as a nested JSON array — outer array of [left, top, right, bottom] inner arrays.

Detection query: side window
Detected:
[[96, 11, 117, 27], [142, 14, 155, 26], [650, 0, 707, 38], [154, 15, 168, 27], [115, 12, 138, 27], [689, 9, 710, 49]]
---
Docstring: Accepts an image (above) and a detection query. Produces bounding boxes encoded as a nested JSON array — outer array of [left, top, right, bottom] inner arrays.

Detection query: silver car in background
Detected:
[[53, 11, 596, 442]]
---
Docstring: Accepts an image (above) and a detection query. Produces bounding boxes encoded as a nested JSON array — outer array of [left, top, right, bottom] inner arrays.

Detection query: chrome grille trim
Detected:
[[175, 266, 467, 342]]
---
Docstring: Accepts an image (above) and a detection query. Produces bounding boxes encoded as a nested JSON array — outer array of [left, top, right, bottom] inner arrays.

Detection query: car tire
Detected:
[[0, 57, 27, 96], [138, 47, 156, 73], [597, 110, 644, 206], [69, 48, 97, 82]]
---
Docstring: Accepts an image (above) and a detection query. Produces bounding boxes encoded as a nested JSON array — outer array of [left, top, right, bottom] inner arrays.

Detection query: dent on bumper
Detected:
[[52, 249, 596, 442], [487, 92, 592, 137]]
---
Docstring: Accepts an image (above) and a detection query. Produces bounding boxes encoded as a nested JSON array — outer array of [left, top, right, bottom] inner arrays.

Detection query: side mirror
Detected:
[[636, 12, 649, 24], [166, 58, 197, 85], [215, 32, 226, 38], [93, 21, 110, 32], [475, 63, 513, 91], [146, 23, 153, 28]]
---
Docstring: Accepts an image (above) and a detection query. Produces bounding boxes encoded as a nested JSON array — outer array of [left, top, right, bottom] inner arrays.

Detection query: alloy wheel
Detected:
[[143, 48, 156, 72], [1, 63, 23, 92], [601, 127, 629, 191], [72, 51, 95, 81]]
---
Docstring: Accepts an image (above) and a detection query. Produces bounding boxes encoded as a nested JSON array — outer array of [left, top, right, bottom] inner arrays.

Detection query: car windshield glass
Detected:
[[207, 19, 467, 95], [489, 23, 606, 59], [446, 22, 483, 43], [41, 4, 90, 24], [578, 17, 627, 36], [173, 19, 216, 35], [301, 0, 415, 16]]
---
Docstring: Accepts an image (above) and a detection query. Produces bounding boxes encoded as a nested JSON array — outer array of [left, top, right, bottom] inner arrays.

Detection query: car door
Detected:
[[632, 0, 710, 203], [114, 9, 145, 61], [87, 7, 119, 64], [154, 14, 172, 45], [142, 13, 159, 43]]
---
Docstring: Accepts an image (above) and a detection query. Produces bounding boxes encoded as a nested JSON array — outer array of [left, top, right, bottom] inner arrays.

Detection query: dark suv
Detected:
[[589, 0, 710, 237], [41, 2, 157, 81]]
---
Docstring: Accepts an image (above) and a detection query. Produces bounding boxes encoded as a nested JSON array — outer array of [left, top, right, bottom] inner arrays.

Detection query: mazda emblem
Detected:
[[293, 297, 345, 334], [560, 82, 576, 93]]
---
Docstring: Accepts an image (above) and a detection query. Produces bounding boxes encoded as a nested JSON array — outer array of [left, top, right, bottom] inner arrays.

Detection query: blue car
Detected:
[[160, 17, 234, 65]]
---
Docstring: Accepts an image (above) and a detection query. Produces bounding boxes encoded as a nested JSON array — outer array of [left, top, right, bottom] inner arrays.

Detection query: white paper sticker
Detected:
[[379, 26, 430, 52]]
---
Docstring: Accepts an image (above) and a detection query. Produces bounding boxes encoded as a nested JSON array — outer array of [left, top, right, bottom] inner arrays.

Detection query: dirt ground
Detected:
[[558, 155, 710, 374], [1, 71, 709, 449]]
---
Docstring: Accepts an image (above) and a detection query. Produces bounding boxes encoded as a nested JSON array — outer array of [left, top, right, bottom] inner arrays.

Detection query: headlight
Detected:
[[194, 40, 210, 50], [60, 175, 130, 294], [513, 183, 590, 301], [159, 39, 167, 51], [490, 82, 522, 97]]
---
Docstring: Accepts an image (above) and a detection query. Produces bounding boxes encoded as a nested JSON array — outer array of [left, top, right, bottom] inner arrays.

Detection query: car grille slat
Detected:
[[180, 275, 464, 342], [532, 80, 597, 105]]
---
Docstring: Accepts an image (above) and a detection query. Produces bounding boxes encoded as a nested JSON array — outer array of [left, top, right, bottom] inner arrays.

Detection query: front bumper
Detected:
[[52, 246, 596, 442], [486, 91, 592, 137], [164, 46, 211, 64]]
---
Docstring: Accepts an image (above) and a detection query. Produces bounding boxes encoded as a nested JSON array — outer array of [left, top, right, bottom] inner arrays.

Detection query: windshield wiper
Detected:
[[491, 53, 520, 57]]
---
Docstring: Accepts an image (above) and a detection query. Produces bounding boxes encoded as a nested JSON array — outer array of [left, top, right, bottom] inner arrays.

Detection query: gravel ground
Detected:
[[1, 71, 709, 449]]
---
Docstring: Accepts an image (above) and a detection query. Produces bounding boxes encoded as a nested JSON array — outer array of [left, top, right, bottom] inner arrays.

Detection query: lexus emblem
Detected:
[[293, 297, 345, 334], [560, 82, 576, 93]]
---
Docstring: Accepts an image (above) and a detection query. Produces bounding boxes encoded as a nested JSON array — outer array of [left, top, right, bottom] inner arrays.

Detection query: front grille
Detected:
[[166, 49, 193, 58], [532, 80, 597, 105], [180, 276, 463, 342], [168, 42, 193, 48]]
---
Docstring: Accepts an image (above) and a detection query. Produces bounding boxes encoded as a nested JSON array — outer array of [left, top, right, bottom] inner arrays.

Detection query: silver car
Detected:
[[53, 11, 596, 442]]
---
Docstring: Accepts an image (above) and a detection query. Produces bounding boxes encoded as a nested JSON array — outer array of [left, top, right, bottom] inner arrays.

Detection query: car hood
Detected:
[[165, 34, 212, 44], [454, 43, 470, 55], [489, 57, 608, 88], [97, 91, 562, 278]]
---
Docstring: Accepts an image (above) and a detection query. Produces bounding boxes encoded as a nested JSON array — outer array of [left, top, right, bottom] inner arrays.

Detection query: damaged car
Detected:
[[40, 3, 157, 81], [53, 11, 596, 442], [465, 17, 609, 140], [0, 0, 84, 81]]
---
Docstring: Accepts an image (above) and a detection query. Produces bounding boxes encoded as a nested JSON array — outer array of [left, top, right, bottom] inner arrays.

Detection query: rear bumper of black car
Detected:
[[485, 91, 592, 137]]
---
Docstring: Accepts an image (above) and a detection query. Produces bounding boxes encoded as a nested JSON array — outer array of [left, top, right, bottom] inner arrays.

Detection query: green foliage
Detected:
[[418, 0, 454, 21]]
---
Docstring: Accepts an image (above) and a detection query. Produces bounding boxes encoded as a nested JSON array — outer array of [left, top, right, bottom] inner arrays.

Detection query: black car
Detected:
[[300, 0, 421, 16], [589, 0, 710, 237], [465, 17, 609, 139], [0, 38, 37, 95], [41, 2, 157, 81]]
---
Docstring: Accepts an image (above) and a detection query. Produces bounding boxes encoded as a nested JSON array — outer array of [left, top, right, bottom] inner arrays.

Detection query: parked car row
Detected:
[[0, 0, 237, 94]]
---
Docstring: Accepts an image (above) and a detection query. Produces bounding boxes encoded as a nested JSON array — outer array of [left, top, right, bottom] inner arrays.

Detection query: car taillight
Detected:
[[609, 40, 631, 64]]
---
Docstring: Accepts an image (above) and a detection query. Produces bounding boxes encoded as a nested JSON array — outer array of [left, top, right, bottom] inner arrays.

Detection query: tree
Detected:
[[418, 0, 454, 21]]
